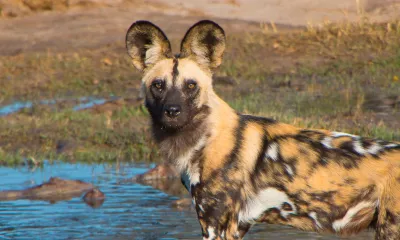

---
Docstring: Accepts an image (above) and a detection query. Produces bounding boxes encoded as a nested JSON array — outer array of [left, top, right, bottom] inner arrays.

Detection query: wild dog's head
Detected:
[[125, 20, 225, 132]]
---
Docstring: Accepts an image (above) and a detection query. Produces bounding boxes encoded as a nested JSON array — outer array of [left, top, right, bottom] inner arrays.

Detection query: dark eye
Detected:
[[155, 83, 162, 89], [152, 80, 164, 91], [186, 81, 197, 90]]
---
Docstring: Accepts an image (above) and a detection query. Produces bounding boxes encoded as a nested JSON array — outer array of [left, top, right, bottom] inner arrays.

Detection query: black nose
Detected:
[[164, 105, 181, 118]]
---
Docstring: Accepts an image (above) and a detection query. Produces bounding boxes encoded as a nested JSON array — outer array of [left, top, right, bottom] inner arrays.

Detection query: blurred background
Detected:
[[0, 0, 399, 164], [0, 1, 399, 239]]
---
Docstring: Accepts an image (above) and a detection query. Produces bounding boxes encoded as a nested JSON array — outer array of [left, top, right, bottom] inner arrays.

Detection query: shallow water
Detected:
[[0, 97, 110, 116], [0, 162, 374, 240]]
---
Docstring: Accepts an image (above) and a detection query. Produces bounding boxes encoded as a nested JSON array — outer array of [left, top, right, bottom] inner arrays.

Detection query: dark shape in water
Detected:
[[83, 188, 106, 208], [123, 163, 186, 196], [128, 163, 180, 182], [0, 177, 95, 204], [171, 197, 194, 211], [144, 178, 188, 197], [124, 163, 190, 205]]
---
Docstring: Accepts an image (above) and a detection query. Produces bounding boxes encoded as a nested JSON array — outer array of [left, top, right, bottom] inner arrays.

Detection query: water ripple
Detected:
[[0, 162, 374, 240]]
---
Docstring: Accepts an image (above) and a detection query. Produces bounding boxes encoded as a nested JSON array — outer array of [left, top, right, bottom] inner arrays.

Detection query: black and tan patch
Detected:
[[126, 20, 400, 240], [126, 20, 172, 71], [180, 20, 226, 71]]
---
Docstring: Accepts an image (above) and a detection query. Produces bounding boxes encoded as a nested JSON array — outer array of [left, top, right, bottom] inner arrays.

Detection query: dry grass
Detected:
[[0, 20, 399, 165]]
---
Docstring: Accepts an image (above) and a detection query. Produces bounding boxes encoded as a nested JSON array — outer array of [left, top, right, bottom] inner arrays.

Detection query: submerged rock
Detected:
[[123, 163, 187, 196], [0, 177, 96, 204], [123, 163, 192, 209], [83, 188, 106, 208], [128, 163, 180, 182]]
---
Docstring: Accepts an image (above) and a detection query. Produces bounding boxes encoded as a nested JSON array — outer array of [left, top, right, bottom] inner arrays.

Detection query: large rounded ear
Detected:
[[126, 21, 172, 71], [180, 20, 226, 71]]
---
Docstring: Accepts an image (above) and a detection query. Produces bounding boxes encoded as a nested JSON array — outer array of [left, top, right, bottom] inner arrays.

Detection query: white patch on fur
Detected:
[[284, 164, 294, 176], [239, 188, 296, 223], [192, 197, 196, 205], [332, 201, 377, 232], [192, 41, 211, 67], [332, 132, 358, 138], [199, 204, 205, 212], [309, 211, 323, 229], [353, 140, 367, 155], [385, 143, 399, 148], [265, 143, 279, 161], [367, 143, 383, 155], [353, 141, 384, 155], [221, 231, 225, 239], [145, 44, 162, 66], [321, 137, 333, 149], [175, 136, 207, 186], [188, 162, 200, 186], [203, 226, 216, 240]]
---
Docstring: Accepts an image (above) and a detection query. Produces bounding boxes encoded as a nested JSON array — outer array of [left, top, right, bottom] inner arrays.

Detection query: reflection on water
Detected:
[[72, 98, 107, 111], [0, 101, 33, 116], [0, 96, 111, 116], [0, 162, 374, 240]]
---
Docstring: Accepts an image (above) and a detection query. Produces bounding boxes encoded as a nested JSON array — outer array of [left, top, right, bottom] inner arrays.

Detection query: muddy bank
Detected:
[[0, 3, 261, 56], [157, 0, 400, 26], [2, 0, 399, 56], [2, 0, 399, 24], [0, 0, 130, 18]]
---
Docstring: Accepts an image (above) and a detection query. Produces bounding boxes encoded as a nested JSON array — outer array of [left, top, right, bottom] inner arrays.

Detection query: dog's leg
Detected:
[[238, 222, 252, 239], [375, 211, 400, 240], [376, 178, 400, 240], [224, 213, 244, 240], [196, 209, 242, 240], [192, 181, 246, 240], [193, 195, 243, 240]]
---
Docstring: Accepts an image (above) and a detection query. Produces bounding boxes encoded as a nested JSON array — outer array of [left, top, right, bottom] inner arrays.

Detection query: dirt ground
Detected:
[[0, 0, 399, 55]]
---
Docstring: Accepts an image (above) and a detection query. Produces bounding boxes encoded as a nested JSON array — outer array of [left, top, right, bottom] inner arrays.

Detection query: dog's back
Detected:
[[234, 115, 400, 236]]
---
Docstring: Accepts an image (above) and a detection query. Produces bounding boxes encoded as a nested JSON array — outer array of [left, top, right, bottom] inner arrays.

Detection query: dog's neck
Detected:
[[152, 95, 237, 174], [151, 108, 210, 168]]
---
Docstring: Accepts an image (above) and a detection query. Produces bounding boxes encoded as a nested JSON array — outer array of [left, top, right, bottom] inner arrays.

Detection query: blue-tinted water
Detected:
[[0, 162, 374, 240], [0, 101, 33, 116], [0, 97, 111, 117]]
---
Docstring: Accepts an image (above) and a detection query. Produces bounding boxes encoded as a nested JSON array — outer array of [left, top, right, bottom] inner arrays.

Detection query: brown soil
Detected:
[[1, 0, 399, 56], [0, 5, 261, 56]]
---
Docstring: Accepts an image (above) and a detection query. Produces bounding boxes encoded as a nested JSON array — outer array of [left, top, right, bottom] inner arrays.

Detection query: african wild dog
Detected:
[[125, 20, 400, 240]]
